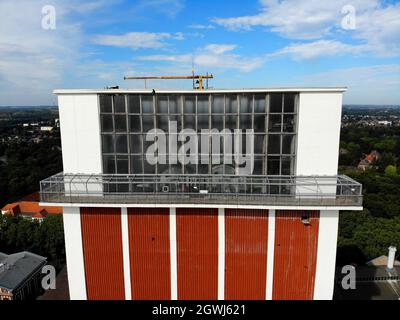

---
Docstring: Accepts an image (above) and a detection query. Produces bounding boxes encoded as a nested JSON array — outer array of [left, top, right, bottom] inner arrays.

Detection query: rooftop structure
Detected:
[[41, 86, 362, 300], [0, 251, 47, 300]]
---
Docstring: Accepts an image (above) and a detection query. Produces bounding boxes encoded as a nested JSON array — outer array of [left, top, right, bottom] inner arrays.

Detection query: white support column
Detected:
[[63, 206, 87, 300], [314, 210, 339, 300], [121, 207, 132, 300], [170, 208, 178, 300], [218, 208, 225, 300], [265, 209, 275, 300]]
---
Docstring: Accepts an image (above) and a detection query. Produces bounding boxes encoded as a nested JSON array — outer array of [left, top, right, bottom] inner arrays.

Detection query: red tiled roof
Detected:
[[1, 193, 62, 218]]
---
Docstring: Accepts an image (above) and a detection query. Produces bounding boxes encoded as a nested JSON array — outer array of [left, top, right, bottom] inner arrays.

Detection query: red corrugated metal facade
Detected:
[[176, 208, 219, 300], [80, 207, 125, 300], [225, 209, 269, 300], [79, 207, 322, 300], [128, 208, 171, 300], [272, 210, 320, 300]]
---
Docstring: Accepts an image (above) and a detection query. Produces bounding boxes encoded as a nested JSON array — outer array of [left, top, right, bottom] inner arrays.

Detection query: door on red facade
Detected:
[[176, 208, 218, 300], [225, 209, 269, 300], [80, 207, 125, 300], [272, 210, 319, 300], [128, 208, 171, 300]]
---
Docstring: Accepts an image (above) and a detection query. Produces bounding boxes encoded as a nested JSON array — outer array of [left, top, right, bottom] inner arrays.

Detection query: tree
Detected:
[[385, 165, 398, 178]]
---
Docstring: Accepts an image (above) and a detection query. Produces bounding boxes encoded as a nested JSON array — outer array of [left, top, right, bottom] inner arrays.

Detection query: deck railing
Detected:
[[39, 173, 362, 207]]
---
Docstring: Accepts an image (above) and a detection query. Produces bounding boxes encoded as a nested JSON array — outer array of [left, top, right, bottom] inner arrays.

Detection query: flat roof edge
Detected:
[[53, 87, 347, 95]]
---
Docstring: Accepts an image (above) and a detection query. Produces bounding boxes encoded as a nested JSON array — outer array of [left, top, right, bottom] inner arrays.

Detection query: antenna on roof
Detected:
[[123, 73, 214, 90]]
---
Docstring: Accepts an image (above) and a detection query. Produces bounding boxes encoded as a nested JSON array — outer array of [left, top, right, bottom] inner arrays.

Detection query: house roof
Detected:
[[367, 255, 400, 267], [2, 192, 62, 218], [0, 251, 47, 291]]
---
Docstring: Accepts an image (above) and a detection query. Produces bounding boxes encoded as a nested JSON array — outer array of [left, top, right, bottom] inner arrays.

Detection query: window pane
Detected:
[[158, 163, 169, 174], [267, 156, 280, 175], [254, 135, 265, 154], [198, 163, 209, 174], [283, 114, 295, 132], [116, 134, 128, 153], [281, 156, 292, 175], [144, 161, 156, 174], [156, 115, 169, 132], [268, 135, 281, 154], [101, 114, 113, 132], [114, 95, 126, 113], [240, 94, 252, 113], [130, 155, 143, 174], [254, 95, 266, 113], [103, 155, 115, 174], [142, 115, 154, 132], [102, 134, 114, 153], [225, 114, 237, 131], [197, 115, 209, 131], [268, 114, 281, 132], [212, 115, 223, 130], [129, 115, 141, 133], [184, 95, 195, 113], [270, 93, 283, 113], [116, 155, 129, 174], [99, 95, 112, 113], [254, 115, 266, 132], [157, 96, 168, 113], [183, 115, 195, 130], [226, 95, 238, 113], [114, 115, 127, 132], [282, 135, 295, 154], [128, 95, 140, 113], [142, 95, 154, 114], [212, 95, 224, 113], [169, 95, 181, 114], [197, 95, 209, 114], [129, 134, 142, 154], [253, 156, 264, 175], [284, 93, 296, 113], [239, 114, 252, 129]]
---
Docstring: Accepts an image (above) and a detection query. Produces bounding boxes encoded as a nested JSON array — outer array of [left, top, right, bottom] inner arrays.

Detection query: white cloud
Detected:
[[272, 40, 368, 60], [298, 64, 400, 104], [213, 0, 400, 56], [204, 44, 237, 54], [93, 32, 184, 50], [137, 44, 265, 72], [189, 24, 215, 30]]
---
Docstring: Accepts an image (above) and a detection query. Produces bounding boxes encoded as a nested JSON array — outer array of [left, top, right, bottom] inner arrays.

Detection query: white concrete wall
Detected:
[[314, 210, 339, 300], [296, 92, 343, 176], [63, 206, 87, 300], [58, 94, 102, 174]]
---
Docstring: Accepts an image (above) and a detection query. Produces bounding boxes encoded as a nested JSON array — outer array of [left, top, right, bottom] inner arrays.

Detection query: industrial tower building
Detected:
[[40, 87, 363, 300]]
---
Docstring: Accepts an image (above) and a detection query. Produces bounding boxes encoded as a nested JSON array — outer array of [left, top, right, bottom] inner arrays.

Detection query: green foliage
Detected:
[[385, 165, 398, 177], [337, 122, 400, 266]]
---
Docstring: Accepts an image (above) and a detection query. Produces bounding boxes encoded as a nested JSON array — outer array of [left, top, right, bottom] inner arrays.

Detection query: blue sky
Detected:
[[0, 0, 399, 105]]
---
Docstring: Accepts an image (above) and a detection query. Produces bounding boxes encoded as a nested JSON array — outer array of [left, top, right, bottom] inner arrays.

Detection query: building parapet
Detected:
[[40, 173, 362, 208]]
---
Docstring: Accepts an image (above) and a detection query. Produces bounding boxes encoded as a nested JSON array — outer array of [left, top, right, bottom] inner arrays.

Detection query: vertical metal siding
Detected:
[[225, 209, 269, 300], [176, 208, 218, 300], [272, 210, 319, 300], [80, 207, 125, 300], [128, 208, 171, 300]]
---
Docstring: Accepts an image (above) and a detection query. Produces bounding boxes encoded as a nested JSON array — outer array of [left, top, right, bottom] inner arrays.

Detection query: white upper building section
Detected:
[[56, 87, 345, 176]]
